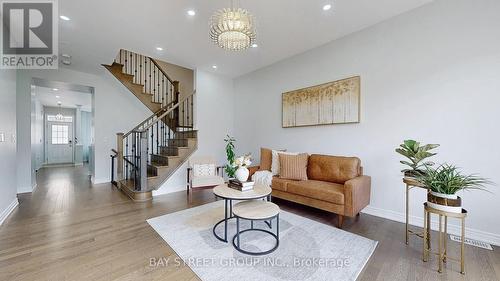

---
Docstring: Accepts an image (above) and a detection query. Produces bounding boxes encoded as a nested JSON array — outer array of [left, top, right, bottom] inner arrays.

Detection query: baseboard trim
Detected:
[[0, 198, 19, 226], [361, 205, 500, 247]]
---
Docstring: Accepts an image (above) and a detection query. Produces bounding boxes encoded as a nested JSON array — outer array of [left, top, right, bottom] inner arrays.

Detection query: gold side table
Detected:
[[403, 177, 429, 245], [423, 203, 467, 274]]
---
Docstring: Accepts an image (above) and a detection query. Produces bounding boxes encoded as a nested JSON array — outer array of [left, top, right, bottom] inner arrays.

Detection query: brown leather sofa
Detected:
[[249, 153, 371, 228]]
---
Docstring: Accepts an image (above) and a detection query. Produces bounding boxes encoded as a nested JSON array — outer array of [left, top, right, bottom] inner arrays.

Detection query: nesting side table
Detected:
[[403, 177, 429, 245], [423, 203, 467, 274]]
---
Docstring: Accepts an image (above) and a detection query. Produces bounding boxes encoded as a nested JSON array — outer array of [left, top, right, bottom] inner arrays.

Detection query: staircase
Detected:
[[104, 49, 197, 201]]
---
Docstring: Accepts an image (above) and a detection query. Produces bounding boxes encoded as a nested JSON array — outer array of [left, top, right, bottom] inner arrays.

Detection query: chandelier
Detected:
[[55, 103, 63, 120], [209, 1, 256, 51]]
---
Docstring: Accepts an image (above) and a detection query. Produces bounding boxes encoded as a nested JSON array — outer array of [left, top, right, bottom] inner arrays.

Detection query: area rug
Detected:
[[147, 201, 377, 281]]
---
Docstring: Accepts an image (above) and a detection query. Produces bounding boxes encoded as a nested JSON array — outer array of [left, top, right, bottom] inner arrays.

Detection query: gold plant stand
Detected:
[[403, 177, 429, 245], [423, 203, 467, 274]]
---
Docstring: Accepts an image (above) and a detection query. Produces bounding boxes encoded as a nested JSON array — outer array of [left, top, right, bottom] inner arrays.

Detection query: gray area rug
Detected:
[[147, 200, 377, 281]]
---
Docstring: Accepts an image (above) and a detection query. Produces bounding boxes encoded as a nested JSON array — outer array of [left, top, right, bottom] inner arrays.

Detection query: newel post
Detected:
[[140, 131, 148, 191], [116, 133, 124, 180]]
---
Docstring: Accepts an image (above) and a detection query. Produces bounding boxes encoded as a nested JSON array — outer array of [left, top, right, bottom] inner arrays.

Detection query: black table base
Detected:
[[232, 214, 280, 256], [213, 196, 272, 243]]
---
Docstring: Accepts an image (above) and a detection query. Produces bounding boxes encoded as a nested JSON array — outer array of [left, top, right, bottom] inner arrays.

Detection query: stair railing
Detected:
[[115, 49, 179, 108], [116, 91, 195, 191]]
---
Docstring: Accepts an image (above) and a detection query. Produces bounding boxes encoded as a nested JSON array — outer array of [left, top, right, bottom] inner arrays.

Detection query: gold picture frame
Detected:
[[282, 76, 360, 128]]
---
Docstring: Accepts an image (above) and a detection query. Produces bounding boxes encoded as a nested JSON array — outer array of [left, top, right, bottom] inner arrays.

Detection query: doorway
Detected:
[[46, 117, 74, 164], [30, 78, 95, 189]]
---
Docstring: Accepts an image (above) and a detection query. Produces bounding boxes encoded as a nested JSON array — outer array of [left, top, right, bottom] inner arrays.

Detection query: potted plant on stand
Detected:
[[417, 164, 491, 213], [396, 139, 440, 179]]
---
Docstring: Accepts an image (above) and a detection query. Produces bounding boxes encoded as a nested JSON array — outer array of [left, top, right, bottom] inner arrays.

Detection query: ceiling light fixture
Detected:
[[156, 47, 163, 51], [212, 65, 218, 69], [53, 88, 58, 91], [323, 4, 332, 11], [60, 15, 70, 21], [209, 0, 256, 51], [251, 43, 258, 48], [55, 103, 64, 120], [56, 95, 60, 98], [187, 10, 196, 16]]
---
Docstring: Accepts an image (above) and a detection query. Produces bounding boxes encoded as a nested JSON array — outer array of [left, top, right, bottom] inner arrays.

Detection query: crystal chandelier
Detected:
[[209, 1, 256, 51]]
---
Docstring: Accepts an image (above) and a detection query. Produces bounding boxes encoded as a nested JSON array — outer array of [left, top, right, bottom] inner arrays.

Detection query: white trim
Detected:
[[0, 198, 19, 226], [92, 177, 110, 184], [361, 205, 500, 247]]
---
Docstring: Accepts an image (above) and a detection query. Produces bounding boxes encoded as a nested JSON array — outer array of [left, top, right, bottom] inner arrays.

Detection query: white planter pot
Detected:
[[427, 191, 462, 213], [430, 191, 458, 200], [235, 166, 249, 182]]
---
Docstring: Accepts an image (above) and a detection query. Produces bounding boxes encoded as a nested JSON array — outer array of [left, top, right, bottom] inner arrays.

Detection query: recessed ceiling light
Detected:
[[323, 4, 332, 11], [156, 47, 163, 51], [56, 95, 60, 98], [251, 43, 258, 48], [187, 10, 196, 16], [53, 88, 58, 91], [212, 65, 217, 69], [57, 101, 62, 105], [60, 15, 70, 21]]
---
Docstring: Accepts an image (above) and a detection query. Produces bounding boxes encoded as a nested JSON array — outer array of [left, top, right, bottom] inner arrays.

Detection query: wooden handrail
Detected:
[[123, 104, 171, 138], [138, 90, 196, 133], [149, 57, 176, 84], [119, 49, 176, 84]]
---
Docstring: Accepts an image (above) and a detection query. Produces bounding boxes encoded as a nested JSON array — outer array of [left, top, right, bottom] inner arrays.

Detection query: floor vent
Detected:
[[449, 234, 493, 250]]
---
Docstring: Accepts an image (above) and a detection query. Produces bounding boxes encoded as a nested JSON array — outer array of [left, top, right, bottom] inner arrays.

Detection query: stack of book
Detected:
[[228, 179, 255, 191]]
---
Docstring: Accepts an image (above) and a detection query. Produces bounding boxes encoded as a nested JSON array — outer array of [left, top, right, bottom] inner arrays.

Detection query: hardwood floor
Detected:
[[0, 165, 498, 280]]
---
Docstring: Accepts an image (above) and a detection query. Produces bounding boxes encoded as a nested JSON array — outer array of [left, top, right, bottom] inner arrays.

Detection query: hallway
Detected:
[[0, 166, 202, 280]]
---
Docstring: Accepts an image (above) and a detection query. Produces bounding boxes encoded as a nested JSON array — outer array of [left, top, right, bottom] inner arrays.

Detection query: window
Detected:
[[51, 125, 69, 144], [47, 115, 73, 122]]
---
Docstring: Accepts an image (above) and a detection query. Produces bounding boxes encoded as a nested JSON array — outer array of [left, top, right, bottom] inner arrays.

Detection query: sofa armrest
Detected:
[[344, 175, 371, 217], [248, 166, 260, 178]]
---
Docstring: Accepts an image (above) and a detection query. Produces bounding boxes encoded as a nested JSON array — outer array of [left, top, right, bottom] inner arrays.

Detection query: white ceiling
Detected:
[[35, 86, 92, 112], [59, 0, 433, 77]]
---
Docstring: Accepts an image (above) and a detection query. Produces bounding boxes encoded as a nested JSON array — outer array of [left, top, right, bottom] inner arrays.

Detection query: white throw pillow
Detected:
[[271, 150, 298, 176], [193, 163, 216, 177]]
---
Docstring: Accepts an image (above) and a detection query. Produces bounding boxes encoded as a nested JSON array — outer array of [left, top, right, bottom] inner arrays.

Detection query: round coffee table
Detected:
[[232, 200, 280, 255], [212, 184, 272, 243]]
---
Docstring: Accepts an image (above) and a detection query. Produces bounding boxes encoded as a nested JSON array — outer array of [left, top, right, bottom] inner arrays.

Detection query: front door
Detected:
[[47, 121, 74, 164]]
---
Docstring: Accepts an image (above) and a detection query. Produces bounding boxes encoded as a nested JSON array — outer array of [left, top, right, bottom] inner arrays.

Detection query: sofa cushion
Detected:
[[279, 153, 309, 180], [286, 180, 345, 205], [259, 147, 273, 171], [271, 177, 298, 192], [307, 154, 361, 184]]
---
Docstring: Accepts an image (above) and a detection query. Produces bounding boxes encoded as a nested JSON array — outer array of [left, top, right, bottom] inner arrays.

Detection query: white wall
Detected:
[[17, 67, 151, 191], [154, 70, 234, 195], [234, 0, 500, 244], [0, 69, 19, 224]]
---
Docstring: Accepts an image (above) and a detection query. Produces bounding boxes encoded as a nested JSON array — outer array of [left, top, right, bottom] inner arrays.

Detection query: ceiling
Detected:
[[35, 86, 92, 112], [59, 0, 433, 77]]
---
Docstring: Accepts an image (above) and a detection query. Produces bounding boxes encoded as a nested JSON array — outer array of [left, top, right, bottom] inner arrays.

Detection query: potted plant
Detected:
[[396, 139, 439, 178], [224, 135, 237, 178], [224, 135, 253, 182], [417, 164, 490, 213]]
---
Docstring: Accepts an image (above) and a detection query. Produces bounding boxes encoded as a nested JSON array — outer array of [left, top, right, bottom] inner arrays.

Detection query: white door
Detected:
[[47, 121, 74, 164]]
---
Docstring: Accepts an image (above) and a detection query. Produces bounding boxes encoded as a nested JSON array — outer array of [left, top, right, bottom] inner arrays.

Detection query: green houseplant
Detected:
[[224, 135, 237, 178], [417, 164, 490, 213], [396, 139, 440, 178]]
